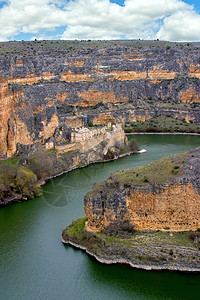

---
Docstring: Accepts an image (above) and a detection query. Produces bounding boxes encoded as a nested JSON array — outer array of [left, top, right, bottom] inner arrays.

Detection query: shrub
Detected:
[[174, 165, 180, 170], [129, 139, 139, 151], [115, 141, 122, 150], [108, 125, 113, 131], [103, 220, 135, 236], [172, 165, 180, 175], [189, 232, 200, 241], [14, 167, 42, 198], [143, 176, 149, 183], [172, 169, 179, 175], [124, 128, 132, 133], [88, 121, 93, 127], [28, 146, 54, 179]]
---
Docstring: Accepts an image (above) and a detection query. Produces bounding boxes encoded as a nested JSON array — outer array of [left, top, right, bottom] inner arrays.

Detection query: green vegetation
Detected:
[[0, 40, 189, 55], [4, 157, 20, 167], [172, 165, 180, 175], [108, 125, 113, 132], [65, 219, 198, 249], [0, 159, 42, 203], [88, 121, 93, 127], [62, 217, 88, 240], [124, 116, 200, 134], [62, 218, 200, 267], [111, 152, 186, 186], [86, 150, 192, 199], [0, 145, 79, 204], [47, 148, 56, 153], [13, 167, 42, 198]]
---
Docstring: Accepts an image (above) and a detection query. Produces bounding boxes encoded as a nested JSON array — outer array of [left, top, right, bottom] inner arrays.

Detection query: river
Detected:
[[0, 134, 200, 300]]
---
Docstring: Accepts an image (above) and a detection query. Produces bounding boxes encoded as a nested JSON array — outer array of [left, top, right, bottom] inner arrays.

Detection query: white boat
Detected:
[[138, 149, 147, 153]]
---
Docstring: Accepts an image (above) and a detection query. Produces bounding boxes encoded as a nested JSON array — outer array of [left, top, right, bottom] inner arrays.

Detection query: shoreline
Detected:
[[1, 131, 199, 208], [62, 238, 200, 273], [0, 148, 139, 208]]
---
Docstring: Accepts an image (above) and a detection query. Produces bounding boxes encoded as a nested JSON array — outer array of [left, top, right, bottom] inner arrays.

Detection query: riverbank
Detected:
[[62, 146, 200, 272], [0, 138, 139, 207], [62, 218, 200, 272]]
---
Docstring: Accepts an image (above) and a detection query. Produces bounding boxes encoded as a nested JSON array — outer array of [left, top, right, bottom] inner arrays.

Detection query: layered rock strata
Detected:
[[0, 40, 200, 158], [62, 147, 200, 272], [84, 147, 200, 232]]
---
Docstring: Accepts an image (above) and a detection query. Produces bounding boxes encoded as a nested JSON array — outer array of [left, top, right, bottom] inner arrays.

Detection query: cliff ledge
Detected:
[[62, 147, 200, 271]]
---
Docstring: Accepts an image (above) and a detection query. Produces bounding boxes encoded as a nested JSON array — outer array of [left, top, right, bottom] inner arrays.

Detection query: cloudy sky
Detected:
[[0, 0, 200, 42]]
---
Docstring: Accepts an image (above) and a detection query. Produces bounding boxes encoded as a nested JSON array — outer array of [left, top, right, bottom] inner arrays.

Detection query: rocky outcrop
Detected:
[[62, 218, 200, 272], [179, 88, 200, 103], [62, 147, 200, 272], [0, 40, 200, 157], [84, 147, 200, 232], [0, 124, 131, 206]]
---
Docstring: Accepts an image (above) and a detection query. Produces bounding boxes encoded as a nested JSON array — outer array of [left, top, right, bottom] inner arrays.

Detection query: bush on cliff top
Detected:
[[86, 151, 189, 199]]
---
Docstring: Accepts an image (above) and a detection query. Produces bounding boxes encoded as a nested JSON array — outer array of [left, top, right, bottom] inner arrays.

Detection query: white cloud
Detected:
[[0, 0, 200, 42], [157, 9, 200, 41], [124, 0, 190, 18], [0, 0, 67, 40]]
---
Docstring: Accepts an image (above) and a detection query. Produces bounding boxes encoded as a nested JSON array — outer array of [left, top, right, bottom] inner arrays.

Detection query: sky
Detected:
[[0, 0, 200, 42]]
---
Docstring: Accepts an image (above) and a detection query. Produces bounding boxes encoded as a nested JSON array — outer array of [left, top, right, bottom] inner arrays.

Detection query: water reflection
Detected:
[[0, 134, 200, 300], [86, 256, 200, 300]]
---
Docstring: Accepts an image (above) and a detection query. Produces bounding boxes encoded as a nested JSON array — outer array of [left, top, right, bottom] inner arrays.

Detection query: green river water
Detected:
[[0, 134, 200, 300]]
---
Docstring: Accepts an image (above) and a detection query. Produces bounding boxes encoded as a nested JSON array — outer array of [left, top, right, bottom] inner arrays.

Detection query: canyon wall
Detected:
[[0, 40, 200, 157], [84, 147, 200, 232]]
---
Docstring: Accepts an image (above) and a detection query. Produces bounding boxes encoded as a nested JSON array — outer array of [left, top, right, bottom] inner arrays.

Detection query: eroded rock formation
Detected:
[[0, 40, 200, 157], [84, 147, 200, 232]]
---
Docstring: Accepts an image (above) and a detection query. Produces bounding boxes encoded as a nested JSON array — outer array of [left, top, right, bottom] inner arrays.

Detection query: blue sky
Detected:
[[176, 0, 200, 11], [111, 0, 200, 10], [0, 0, 200, 42]]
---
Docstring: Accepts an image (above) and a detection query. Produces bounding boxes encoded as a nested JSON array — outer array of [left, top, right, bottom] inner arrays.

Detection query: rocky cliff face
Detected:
[[84, 147, 200, 232], [0, 124, 129, 206], [0, 40, 200, 157]]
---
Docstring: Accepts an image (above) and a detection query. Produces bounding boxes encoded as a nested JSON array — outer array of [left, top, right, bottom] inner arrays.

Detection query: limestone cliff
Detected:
[[0, 40, 200, 158], [84, 147, 200, 232]]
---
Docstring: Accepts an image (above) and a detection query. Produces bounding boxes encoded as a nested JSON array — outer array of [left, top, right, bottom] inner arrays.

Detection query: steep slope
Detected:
[[62, 147, 200, 272], [0, 40, 200, 157], [84, 147, 200, 232]]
